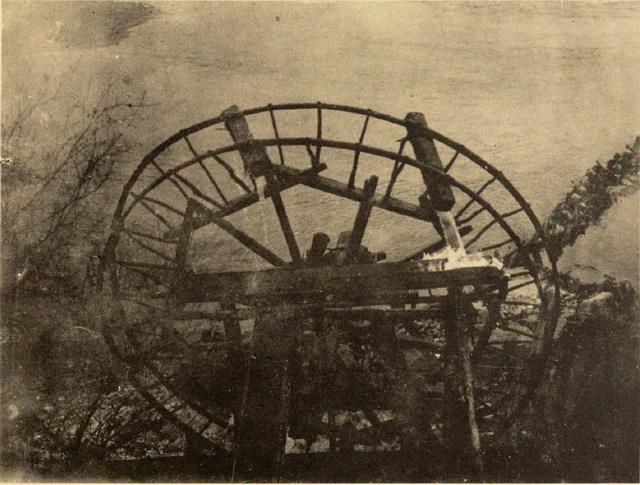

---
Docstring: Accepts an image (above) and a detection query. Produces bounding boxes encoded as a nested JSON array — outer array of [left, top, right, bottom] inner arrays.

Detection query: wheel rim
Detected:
[[101, 103, 560, 455]]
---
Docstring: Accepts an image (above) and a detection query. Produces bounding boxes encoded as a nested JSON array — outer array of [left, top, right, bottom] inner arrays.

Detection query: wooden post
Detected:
[[442, 287, 483, 476], [234, 303, 301, 478], [343, 175, 378, 264]]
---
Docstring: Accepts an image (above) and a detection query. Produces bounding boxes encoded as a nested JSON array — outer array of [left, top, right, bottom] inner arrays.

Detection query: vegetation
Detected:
[[0, 78, 173, 476], [1, 78, 147, 299], [541, 136, 639, 260]]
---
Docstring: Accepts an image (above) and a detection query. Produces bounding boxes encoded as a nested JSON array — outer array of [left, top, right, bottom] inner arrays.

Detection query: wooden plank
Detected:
[[405, 112, 456, 211], [235, 303, 300, 476], [178, 260, 505, 303]]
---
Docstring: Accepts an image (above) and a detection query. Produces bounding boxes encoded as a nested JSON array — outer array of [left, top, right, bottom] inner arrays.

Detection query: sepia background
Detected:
[[1, 1, 639, 481]]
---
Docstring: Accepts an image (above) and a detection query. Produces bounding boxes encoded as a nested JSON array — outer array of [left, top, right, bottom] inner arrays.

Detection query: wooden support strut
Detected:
[[169, 199, 195, 309], [442, 288, 484, 476]]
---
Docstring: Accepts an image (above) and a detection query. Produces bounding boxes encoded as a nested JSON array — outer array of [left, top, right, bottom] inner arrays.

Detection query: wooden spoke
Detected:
[[508, 279, 536, 292], [464, 207, 525, 247], [268, 105, 285, 165], [444, 151, 460, 172], [173, 172, 224, 209], [270, 187, 302, 265], [384, 140, 407, 200], [455, 177, 497, 219], [185, 138, 229, 203], [316, 103, 323, 162], [133, 196, 176, 231], [123, 231, 174, 263], [477, 238, 513, 253], [304, 142, 317, 167], [507, 269, 531, 279], [348, 114, 371, 188], [184, 136, 199, 158], [150, 159, 189, 199], [211, 154, 252, 193], [132, 192, 186, 218], [125, 228, 178, 245], [457, 205, 487, 225], [189, 197, 287, 267]]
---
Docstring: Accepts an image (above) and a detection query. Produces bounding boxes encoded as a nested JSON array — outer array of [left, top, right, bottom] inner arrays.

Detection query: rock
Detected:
[[582, 292, 613, 308]]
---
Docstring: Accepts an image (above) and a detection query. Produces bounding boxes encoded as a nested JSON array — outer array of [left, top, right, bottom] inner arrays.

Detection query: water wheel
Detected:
[[100, 103, 560, 472]]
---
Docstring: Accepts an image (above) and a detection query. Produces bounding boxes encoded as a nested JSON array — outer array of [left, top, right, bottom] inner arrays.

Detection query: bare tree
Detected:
[[1, 77, 148, 301]]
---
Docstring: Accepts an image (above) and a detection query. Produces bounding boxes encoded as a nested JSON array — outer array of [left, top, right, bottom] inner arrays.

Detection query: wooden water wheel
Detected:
[[100, 103, 560, 473]]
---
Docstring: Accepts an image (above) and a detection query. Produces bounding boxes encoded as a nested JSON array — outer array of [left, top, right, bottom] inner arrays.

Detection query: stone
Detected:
[[582, 292, 613, 308]]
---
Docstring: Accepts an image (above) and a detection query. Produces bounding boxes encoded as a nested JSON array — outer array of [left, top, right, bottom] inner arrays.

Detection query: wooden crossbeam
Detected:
[[272, 165, 435, 223], [222, 105, 272, 179], [177, 260, 505, 304]]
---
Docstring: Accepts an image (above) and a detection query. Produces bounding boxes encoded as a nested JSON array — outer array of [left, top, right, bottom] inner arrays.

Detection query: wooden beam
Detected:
[[405, 112, 456, 211], [272, 165, 435, 223], [178, 260, 505, 304], [270, 184, 302, 265], [222, 105, 272, 178], [189, 198, 286, 267]]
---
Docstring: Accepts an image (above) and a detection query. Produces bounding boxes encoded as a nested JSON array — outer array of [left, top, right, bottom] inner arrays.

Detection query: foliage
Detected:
[[0, 295, 182, 472], [0, 78, 181, 473], [1, 77, 147, 297], [540, 136, 639, 260]]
